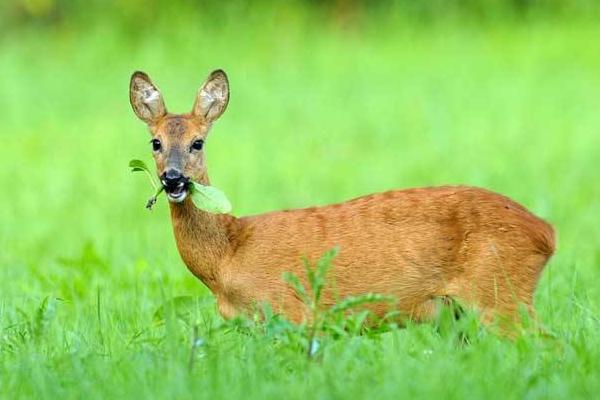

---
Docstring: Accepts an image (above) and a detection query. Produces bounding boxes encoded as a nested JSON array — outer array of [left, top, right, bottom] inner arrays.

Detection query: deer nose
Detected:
[[162, 169, 185, 188]]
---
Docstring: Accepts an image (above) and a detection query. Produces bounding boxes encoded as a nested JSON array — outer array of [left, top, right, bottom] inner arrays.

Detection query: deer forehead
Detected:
[[154, 116, 206, 143]]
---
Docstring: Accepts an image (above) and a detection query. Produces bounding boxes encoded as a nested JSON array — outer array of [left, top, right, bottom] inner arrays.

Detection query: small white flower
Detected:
[[309, 339, 320, 357]]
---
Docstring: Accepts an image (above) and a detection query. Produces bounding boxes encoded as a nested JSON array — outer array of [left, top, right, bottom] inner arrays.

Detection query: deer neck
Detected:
[[168, 174, 237, 293]]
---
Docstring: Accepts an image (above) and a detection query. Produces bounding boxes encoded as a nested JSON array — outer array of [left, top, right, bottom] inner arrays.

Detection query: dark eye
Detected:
[[191, 139, 204, 151], [151, 139, 161, 152]]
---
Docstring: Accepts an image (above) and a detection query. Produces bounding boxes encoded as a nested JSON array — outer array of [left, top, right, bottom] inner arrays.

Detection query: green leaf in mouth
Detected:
[[189, 182, 232, 214], [129, 159, 232, 214]]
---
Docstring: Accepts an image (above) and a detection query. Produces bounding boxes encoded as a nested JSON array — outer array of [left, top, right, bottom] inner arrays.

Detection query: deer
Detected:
[[129, 69, 555, 331]]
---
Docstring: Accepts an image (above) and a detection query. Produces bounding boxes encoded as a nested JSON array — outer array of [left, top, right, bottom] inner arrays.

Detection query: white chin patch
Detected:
[[167, 191, 188, 203]]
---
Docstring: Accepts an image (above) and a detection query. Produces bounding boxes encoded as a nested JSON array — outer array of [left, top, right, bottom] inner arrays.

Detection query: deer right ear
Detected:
[[129, 71, 167, 124]]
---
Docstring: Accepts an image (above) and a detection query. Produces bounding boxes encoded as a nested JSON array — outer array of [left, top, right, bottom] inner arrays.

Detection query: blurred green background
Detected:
[[1, 1, 600, 399]]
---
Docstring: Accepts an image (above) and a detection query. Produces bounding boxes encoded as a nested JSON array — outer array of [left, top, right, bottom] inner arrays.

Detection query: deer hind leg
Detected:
[[455, 250, 549, 335]]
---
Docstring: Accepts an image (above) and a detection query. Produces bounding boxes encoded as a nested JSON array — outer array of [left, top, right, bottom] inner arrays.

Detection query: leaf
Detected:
[[129, 159, 151, 173], [128, 159, 233, 213], [304, 247, 339, 304], [129, 159, 164, 208], [328, 293, 393, 314], [129, 159, 158, 189], [190, 182, 232, 214], [283, 271, 310, 305]]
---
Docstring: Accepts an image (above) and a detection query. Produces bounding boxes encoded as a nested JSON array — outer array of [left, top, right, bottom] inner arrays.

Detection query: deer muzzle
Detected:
[[161, 169, 190, 203]]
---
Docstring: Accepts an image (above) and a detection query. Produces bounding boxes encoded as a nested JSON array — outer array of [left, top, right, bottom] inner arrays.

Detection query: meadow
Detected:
[[1, 3, 600, 399]]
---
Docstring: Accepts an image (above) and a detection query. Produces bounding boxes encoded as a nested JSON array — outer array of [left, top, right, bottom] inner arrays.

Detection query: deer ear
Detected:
[[129, 71, 167, 124], [193, 70, 229, 123]]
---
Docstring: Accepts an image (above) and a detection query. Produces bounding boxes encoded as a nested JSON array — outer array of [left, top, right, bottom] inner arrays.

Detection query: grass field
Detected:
[[1, 5, 600, 399]]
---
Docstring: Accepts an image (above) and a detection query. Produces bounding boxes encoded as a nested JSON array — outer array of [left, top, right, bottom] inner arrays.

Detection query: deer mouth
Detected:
[[164, 181, 189, 203]]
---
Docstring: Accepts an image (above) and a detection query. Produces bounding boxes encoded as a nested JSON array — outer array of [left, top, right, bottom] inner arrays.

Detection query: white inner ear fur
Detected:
[[195, 77, 228, 121], [132, 77, 165, 122], [199, 86, 224, 116], [144, 88, 160, 103], [198, 91, 216, 116]]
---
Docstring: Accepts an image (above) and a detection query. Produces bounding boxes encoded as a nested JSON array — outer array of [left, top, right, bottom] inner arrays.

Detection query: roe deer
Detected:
[[129, 69, 555, 328]]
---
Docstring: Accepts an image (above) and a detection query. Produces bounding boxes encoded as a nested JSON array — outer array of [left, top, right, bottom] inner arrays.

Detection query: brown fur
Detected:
[[129, 70, 555, 328]]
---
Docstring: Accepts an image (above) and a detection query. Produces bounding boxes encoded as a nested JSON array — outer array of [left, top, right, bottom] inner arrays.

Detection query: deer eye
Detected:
[[151, 139, 161, 152], [191, 139, 204, 151]]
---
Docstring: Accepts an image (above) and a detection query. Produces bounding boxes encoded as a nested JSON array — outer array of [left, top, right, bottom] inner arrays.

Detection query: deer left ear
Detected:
[[193, 69, 229, 123], [129, 71, 167, 124]]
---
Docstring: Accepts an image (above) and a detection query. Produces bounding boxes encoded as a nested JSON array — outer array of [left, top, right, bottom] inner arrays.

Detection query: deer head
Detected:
[[129, 70, 229, 202]]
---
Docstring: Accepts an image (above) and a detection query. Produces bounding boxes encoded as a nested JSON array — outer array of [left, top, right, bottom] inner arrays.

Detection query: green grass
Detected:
[[1, 7, 600, 399]]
